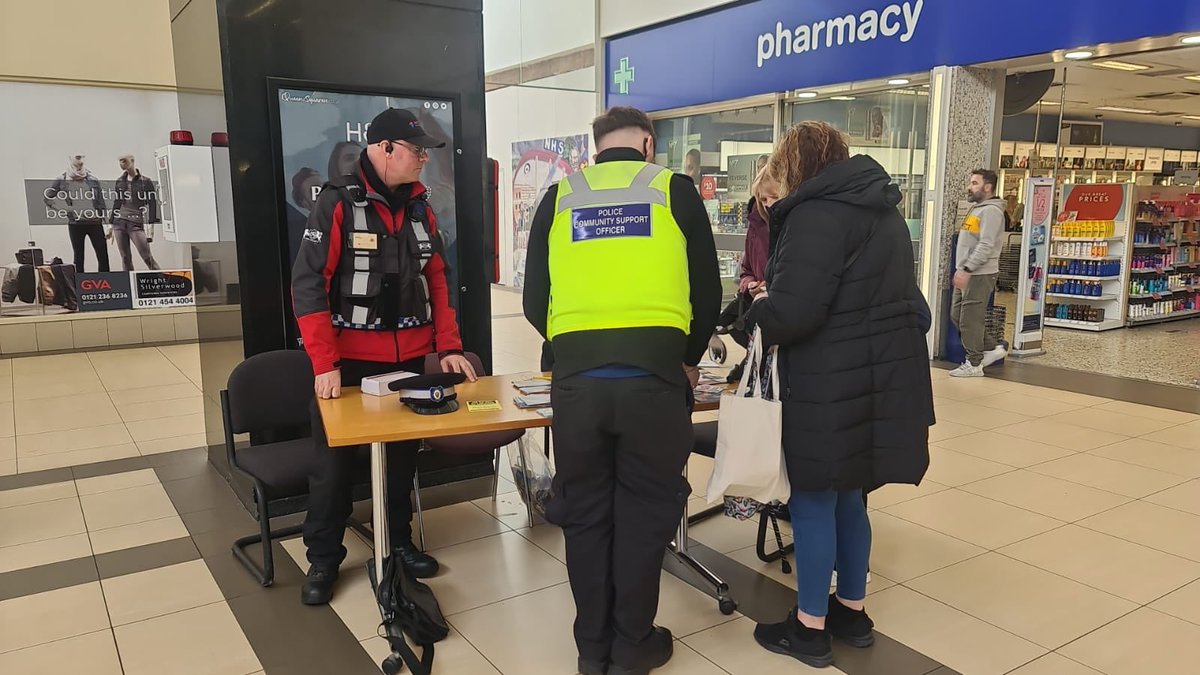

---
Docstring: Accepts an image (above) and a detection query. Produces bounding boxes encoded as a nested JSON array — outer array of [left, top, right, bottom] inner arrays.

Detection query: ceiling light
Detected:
[[1183, 74, 1200, 82], [1065, 50, 1094, 60], [1038, 100, 1061, 106], [1094, 105, 1157, 114], [1182, 115, 1200, 121], [796, 91, 818, 99], [830, 96, 856, 101], [1090, 60, 1150, 72], [1181, 35, 1200, 45], [887, 78, 911, 86]]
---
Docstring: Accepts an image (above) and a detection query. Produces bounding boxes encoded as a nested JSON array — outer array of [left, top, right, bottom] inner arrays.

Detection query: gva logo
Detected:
[[80, 279, 112, 291]]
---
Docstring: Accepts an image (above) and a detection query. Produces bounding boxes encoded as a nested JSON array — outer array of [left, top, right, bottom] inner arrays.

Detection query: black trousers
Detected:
[[547, 374, 694, 666], [303, 358, 423, 567], [68, 222, 110, 273]]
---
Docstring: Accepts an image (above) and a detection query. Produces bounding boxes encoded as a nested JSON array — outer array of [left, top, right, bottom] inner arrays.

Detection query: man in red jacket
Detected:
[[292, 108, 476, 606]]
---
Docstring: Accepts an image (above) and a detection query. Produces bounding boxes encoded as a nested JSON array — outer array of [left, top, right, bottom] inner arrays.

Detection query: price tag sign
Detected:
[[133, 270, 196, 309], [466, 400, 502, 412]]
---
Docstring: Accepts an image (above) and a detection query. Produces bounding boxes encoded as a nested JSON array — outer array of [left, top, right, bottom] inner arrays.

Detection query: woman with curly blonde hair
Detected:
[[746, 122, 934, 668]]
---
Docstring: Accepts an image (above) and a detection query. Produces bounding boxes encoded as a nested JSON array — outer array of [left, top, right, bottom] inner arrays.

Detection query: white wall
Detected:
[[487, 80, 598, 285], [484, 0, 596, 72], [599, 0, 737, 37], [1, 82, 193, 272]]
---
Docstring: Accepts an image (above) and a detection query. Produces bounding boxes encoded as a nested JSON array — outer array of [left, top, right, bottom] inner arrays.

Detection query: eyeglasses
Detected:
[[393, 141, 429, 159]]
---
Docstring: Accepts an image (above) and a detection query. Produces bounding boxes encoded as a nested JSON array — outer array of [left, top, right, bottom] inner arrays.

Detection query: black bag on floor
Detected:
[[373, 553, 449, 675]]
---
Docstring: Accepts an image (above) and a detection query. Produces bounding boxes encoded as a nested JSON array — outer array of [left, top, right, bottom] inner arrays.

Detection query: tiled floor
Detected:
[[995, 289, 1200, 388], [2, 286, 1200, 674], [0, 344, 207, 476]]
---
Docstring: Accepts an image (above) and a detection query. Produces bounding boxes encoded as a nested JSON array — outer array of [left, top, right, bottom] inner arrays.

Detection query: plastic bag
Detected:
[[507, 443, 554, 516]]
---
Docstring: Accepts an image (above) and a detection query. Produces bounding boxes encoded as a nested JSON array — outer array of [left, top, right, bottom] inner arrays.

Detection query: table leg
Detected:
[[370, 441, 389, 609], [516, 435, 535, 527]]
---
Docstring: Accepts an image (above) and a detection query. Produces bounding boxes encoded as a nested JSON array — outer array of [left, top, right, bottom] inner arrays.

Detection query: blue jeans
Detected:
[[788, 489, 872, 617]]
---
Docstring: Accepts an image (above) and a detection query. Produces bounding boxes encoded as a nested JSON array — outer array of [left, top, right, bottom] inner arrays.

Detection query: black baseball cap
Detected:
[[366, 108, 447, 149]]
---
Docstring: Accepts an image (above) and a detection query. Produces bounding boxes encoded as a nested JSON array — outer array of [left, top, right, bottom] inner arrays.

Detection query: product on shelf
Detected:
[[1051, 219, 1116, 239], [1048, 258, 1121, 276], [1044, 303, 1106, 323]]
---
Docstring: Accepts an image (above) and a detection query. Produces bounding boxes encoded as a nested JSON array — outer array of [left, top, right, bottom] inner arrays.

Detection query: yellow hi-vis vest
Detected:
[[547, 161, 691, 340]]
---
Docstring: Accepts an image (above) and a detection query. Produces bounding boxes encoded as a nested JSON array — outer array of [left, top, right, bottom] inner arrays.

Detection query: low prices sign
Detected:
[[133, 270, 195, 309], [77, 273, 134, 312]]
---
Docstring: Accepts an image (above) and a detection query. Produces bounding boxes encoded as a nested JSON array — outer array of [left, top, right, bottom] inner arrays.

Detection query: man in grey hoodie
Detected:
[[950, 169, 1007, 377]]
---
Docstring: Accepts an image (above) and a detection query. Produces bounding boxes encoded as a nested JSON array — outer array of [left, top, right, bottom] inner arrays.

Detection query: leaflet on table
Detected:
[[512, 379, 552, 395], [514, 394, 552, 409]]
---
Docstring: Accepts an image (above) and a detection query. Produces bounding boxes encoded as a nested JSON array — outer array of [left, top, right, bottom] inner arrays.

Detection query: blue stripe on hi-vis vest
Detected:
[[571, 204, 652, 242]]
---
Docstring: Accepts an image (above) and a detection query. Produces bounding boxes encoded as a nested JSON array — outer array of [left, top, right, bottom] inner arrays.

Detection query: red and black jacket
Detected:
[[291, 158, 462, 375]]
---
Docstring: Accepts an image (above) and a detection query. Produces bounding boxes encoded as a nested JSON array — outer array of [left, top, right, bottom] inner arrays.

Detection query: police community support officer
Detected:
[[292, 108, 477, 606], [523, 107, 721, 675]]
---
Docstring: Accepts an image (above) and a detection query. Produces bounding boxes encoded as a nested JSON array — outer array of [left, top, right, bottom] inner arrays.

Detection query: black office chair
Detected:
[[417, 352, 529, 541], [221, 350, 370, 586]]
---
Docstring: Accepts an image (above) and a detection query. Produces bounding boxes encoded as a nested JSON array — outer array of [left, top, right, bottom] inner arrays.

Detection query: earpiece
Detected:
[[384, 141, 394, 155]]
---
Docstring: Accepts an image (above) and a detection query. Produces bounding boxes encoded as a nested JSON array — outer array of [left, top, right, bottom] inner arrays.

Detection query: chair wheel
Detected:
[[381, 654, 403, 674], [719, 597, 738, 615]]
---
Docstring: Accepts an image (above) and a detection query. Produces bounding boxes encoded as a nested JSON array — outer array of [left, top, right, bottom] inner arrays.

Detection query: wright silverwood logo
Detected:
[[281, 92, 337, 105]]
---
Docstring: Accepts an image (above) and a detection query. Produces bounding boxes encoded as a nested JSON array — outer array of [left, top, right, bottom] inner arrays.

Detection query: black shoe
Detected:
[[577, 657, 608, 675], [609, 627, 673, 675], [827, 594, 875, 647], [753, 608, 833, 668], [396, 542, 440, 579], [300, 564, 339, 605]]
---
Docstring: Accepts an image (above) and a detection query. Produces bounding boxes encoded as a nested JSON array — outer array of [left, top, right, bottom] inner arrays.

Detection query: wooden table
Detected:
[[317, 373, 552, 589], [316, 372, 737, 634]]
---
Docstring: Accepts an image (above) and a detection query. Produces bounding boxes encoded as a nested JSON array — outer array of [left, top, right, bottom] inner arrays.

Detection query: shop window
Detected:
[[652, 105, 775, 300], [787, 88, 930, 268]]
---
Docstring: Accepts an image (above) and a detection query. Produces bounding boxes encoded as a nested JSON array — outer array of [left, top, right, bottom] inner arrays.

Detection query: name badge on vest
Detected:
[[571, 204, 652, 242], [352, 232, 379, 250]]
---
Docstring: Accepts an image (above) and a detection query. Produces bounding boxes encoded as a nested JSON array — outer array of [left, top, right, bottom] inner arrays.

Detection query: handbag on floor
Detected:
[[374, 553, 450, 675], [706, 326, 790, 505]]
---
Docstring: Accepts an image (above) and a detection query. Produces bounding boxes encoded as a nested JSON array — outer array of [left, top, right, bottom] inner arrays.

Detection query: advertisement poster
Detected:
[[510, 135, 589, 287], [1013, 178, 1054, 353], [726, 154, 765, 202], [133, 270, 195, 309], [77, 272, 134, 312], [274, 85, 458, 302]]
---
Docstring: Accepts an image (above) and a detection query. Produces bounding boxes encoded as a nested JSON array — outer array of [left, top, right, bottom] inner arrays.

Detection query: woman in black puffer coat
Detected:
[[746, 122, 934, 669]]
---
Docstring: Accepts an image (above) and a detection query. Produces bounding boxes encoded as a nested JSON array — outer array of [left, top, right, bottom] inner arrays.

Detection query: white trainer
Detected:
[[949, 362, 984, 378], [980, 345, 1008, 368]]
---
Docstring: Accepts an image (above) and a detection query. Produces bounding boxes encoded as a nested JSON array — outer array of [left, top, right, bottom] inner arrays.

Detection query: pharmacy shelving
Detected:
[[1126, 192, 1200, 327], [1043, 183, 1133, 332]]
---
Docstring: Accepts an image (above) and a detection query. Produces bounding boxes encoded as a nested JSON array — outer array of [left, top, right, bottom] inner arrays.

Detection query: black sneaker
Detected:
[[300, 564, 339, 606], [609, 627, 673, 675], [827, 594, 875, 647], [753, 608, 833, 668]]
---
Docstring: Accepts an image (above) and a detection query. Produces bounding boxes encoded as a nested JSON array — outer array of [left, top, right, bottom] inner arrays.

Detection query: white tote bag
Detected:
[[705, 327, 791, 505]]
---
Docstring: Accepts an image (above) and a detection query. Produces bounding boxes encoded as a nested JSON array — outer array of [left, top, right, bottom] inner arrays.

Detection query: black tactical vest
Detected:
[[326, 181, 437, 331]]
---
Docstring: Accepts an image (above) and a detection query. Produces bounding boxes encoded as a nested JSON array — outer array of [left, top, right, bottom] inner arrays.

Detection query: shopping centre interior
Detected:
[[1, 2, 1200, 675]]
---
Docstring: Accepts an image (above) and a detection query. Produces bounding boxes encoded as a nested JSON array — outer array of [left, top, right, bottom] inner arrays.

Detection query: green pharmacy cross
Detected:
[[613, 57, 635, 95]]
